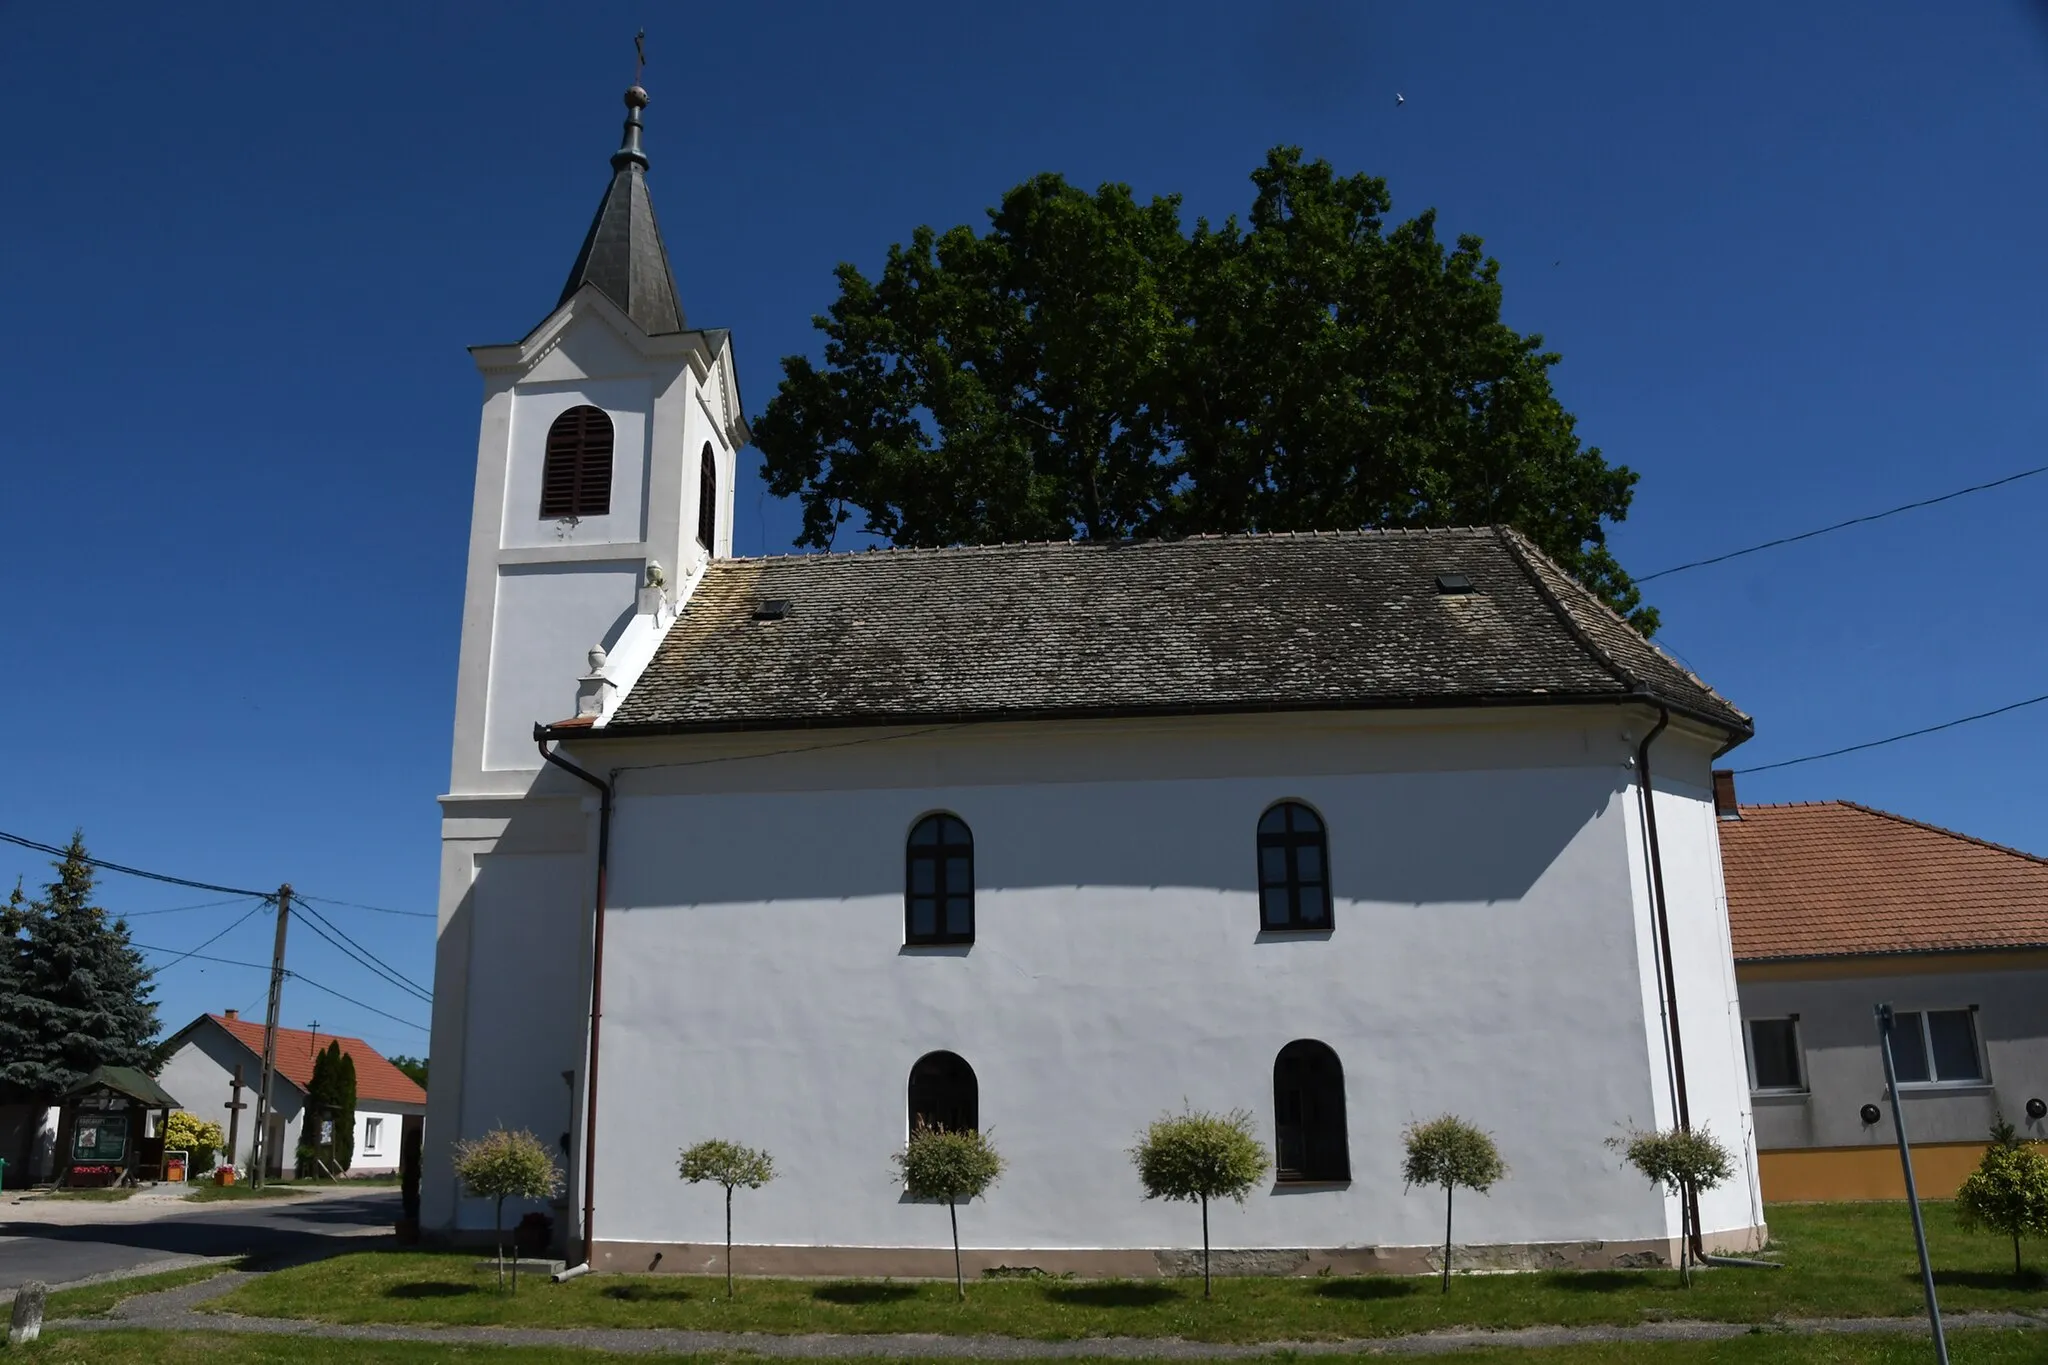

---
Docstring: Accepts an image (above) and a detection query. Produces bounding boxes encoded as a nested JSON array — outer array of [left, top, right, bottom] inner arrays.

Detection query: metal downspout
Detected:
[[1636, 705, 1705, 1262], [536, 725, 612, 1271]]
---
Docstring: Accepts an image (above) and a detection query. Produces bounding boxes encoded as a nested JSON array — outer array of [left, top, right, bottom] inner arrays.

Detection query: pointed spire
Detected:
[[557, 82, 685, 335]]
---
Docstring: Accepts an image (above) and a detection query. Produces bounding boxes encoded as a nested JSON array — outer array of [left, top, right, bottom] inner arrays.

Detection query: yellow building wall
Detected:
[[1759, 1142, 1987, 1202]]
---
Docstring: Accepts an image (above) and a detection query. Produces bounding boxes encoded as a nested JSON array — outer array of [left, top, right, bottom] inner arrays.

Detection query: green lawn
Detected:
[[208, 1203, 2048, 1343], [5, 1331, 2048, 1365], [43, 1264, 234, 1319], [28, 1188, 135, 1202]]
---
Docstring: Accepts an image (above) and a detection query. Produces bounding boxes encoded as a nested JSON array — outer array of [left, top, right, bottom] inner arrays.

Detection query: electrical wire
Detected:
[[296, 893, 435, 920], [0, 828, 272, 898], [122, 896, 268, 918], [293, 901, 433, 1001], [1734, 690, 2048, 775], [129, 941, 429, 1033], [145, 900, 270, 972], [1638, 462, 2048, 582]]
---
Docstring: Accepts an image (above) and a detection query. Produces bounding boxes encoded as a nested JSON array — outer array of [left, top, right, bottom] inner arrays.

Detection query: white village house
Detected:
[[424, 81, 1768, 1274], [156, 1013, 426, 1177]]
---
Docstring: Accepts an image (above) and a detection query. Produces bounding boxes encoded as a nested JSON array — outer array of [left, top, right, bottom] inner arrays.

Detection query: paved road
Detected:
[[0, 1187, 396, 1292]]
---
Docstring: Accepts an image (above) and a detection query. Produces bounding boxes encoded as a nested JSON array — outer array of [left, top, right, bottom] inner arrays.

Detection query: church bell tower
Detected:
[[444, 79, 747, 797]]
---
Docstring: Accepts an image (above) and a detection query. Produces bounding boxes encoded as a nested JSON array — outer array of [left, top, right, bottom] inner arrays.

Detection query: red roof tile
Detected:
[[208, 1015, 426, 1107], [1722, 802, 2048, 961]]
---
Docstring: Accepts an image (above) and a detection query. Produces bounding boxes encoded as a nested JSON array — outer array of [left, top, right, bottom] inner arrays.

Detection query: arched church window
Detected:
[[540, 405, 614, 518], [906, 813, 974, 945], [1258, 801, 1331, 931], [697, 443, 717, 549], [908, 1050, 978, 1134], [1273, 1039, 1348, 1182]]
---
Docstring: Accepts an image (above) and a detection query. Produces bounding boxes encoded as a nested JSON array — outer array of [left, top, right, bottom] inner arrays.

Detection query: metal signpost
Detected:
[[1876, 1002, 1950, 1365]]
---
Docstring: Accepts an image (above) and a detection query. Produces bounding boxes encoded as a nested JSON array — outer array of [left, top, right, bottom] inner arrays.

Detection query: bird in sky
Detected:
[[1395, 92, 1406, 106]]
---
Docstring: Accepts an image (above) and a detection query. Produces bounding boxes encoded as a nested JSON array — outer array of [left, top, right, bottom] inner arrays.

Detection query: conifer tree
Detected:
[[0, 834, 157, 1102], [334, 1049, 358, 1172]]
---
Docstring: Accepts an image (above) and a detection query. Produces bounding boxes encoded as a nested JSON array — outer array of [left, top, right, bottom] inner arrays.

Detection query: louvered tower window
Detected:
[[697, 443, 717, 549], [540, 405, 614, 518]]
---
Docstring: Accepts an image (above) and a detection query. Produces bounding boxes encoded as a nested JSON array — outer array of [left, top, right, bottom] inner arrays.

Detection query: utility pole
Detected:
[[250, 885, 292, 1189]]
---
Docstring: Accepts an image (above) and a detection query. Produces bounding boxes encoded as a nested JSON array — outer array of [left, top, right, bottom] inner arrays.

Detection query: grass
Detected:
[[208, 1203, 2048, 1343], [279, 1173, 402, 1186], [42, 1264, 234, 1319], [6, 1332, 2048, 1364], [183, 1184, 310, 1202], [29, 1188, 136, 1202]]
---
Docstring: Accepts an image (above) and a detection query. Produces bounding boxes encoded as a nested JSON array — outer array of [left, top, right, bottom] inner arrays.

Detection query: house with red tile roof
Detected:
[[1717, 772, 2048, 1201], [155, 1010, 426, 1178]]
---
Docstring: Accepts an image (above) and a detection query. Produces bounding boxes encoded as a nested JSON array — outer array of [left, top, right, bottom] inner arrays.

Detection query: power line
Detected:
[[1735, 690, 2048, 775], [296, 893, 435, 920], [1638, 462, 2048, 582], [289, 974, 431, 1033], [122, 896, 268, 918], [0, 828, 272, 899], [292, 902, 433, 1003], [130, 941, 430, 1033], [146, 900, 271, 973]]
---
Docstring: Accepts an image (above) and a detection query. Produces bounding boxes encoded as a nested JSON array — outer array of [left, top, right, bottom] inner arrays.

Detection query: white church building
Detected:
[[424, 80, 1768, 1276]]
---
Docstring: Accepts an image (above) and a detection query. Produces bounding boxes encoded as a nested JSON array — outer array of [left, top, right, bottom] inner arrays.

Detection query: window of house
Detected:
[[908, 1051, 977, 1133], [363, 1117, 383, 1154], [1274, 1039, 1349, 1181], [540, 405, 614, 518], [697, 443, 717, 549], [1890, 1009, 1985, 1085], [1258, 801, 1331, 931], [906, 813, 974, 945], [1745, 1017, 1805, 1092]]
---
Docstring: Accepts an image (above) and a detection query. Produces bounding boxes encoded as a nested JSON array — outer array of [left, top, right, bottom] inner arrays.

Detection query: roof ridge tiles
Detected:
[[1491, 527, 1639, 691], [718, 525, 1508, 567]]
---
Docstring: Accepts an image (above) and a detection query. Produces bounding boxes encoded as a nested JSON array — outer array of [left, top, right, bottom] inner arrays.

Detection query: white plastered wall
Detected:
[[553, 708, 1750, 1256], [1620, 723, 1766, 1250]]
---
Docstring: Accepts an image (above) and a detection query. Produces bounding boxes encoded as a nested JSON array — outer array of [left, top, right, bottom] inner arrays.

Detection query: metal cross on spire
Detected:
[[633, 29, 646, 86]]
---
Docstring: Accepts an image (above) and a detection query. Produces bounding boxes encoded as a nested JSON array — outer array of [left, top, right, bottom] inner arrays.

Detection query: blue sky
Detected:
[[3, 2, 2044, 1056]]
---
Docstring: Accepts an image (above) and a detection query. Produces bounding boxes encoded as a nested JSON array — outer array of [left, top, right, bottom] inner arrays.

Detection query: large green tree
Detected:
[[756, 147, 1655, 631], [0, 834, 159, 1102]]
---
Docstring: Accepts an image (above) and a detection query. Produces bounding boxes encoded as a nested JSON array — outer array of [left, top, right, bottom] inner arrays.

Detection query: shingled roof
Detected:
[[1723, 802, 2048, 962], [600, 527, 1748, 738]]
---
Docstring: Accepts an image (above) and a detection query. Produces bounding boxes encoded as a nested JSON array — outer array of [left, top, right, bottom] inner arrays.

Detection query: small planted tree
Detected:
[[1401, 1116, 1507, 1292], [1609, 1124, 1733, 1287], [892, 1123, 1003, 1300], [1954, 1116, 2048, 1280], [680, 1139, 776, 1298], [1130, 1107, 1271, 1299], [453, 1128, 563, 1292]]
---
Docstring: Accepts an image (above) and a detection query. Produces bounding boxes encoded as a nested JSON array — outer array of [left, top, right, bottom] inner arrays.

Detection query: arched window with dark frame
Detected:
[[906, 813, 973, 945], [908, 1050, 978, 1133], [540, 405, 614, 518], [1273, 1039, 1349, 1182], [1258, 801, 1331, 931], [696, 443, 717, 549]]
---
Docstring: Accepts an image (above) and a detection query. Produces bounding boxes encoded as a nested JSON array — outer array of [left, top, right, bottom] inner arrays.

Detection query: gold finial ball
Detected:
[[625, 85, 649, 109]]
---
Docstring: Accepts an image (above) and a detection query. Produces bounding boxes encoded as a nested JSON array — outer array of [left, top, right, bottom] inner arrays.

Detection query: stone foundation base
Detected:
[[592, 1223, 1767, 1278]]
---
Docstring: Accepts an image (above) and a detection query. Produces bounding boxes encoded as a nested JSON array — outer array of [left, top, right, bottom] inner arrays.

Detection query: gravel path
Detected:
[[47, 1271, 2048, 1358]]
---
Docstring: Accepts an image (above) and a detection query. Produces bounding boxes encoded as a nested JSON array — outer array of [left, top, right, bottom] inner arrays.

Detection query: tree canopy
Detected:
[[755, 147, 1655, 631], [0, 833, 158, 1102]]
